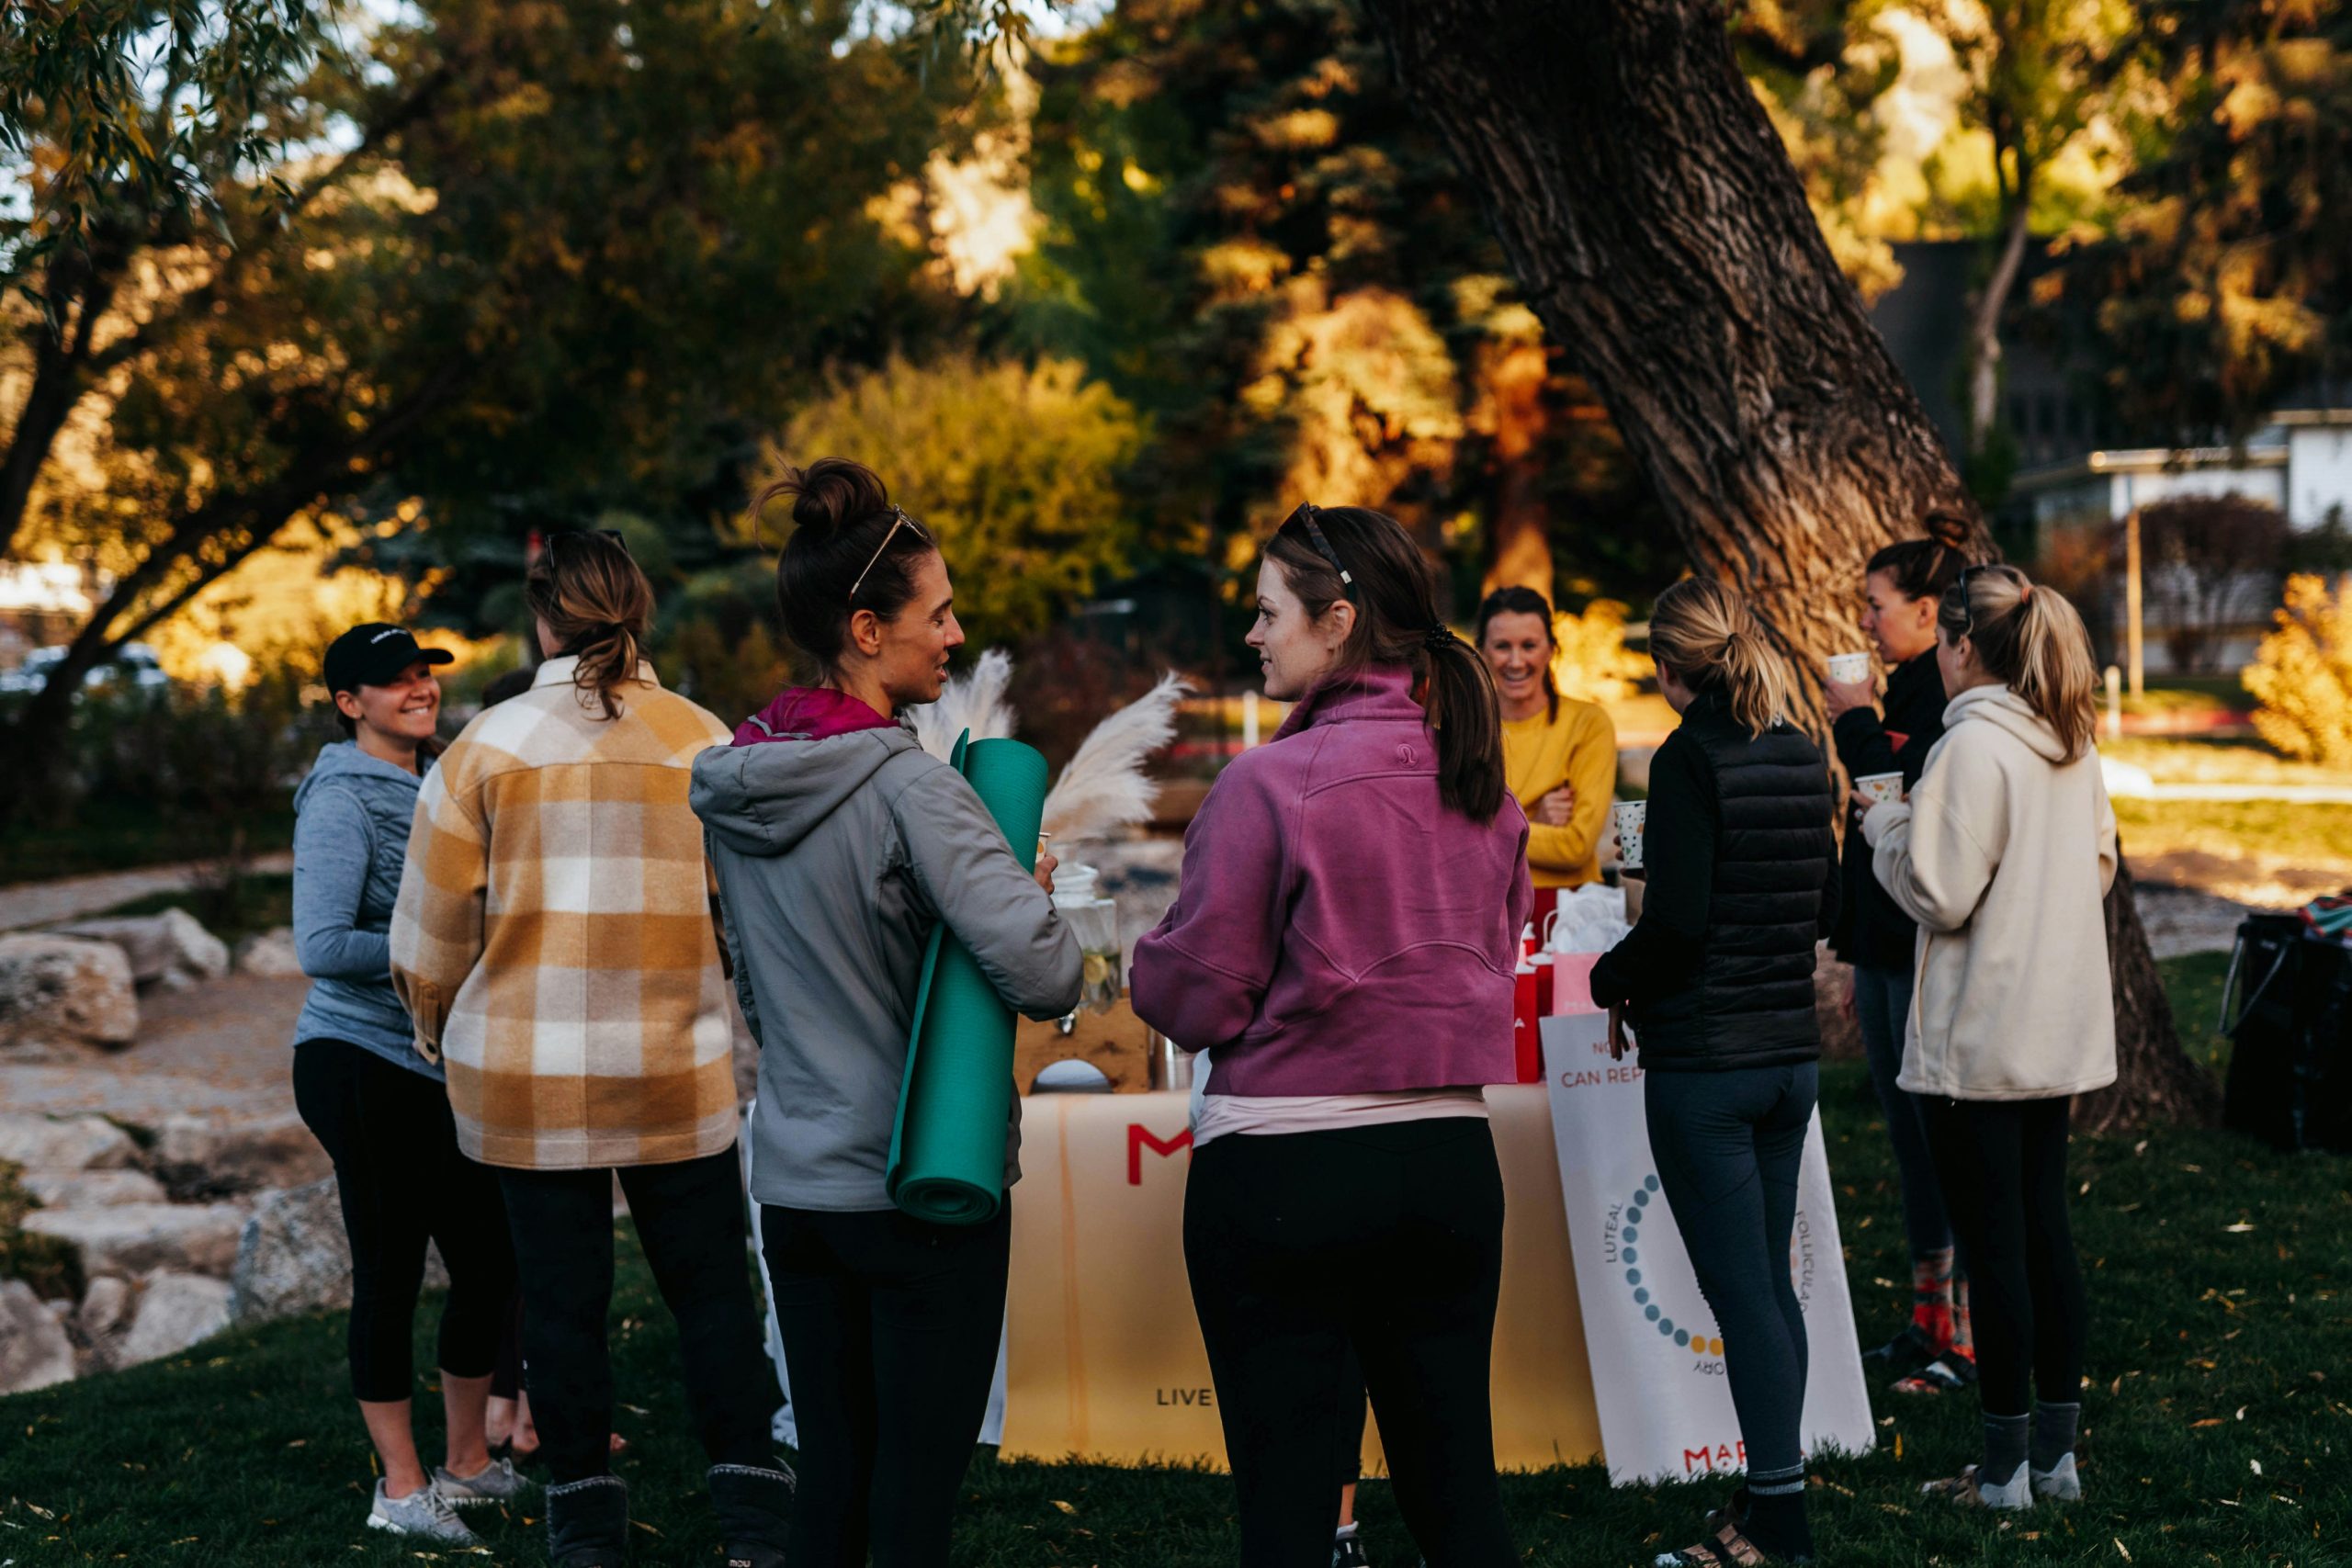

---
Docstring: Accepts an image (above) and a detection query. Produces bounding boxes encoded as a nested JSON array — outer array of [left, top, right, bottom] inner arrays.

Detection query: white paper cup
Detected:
[[1611, 799, 1648, 871], [1826, 651, 1872, 684], [1855, 772, 1905, 807]]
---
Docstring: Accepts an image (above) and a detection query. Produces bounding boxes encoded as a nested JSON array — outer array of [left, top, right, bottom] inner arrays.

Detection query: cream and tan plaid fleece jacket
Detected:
[[390, 657, 737, 1170]]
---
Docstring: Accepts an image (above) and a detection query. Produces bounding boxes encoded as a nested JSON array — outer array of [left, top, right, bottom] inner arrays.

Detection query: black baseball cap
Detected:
[[324, 624, 453, 695]]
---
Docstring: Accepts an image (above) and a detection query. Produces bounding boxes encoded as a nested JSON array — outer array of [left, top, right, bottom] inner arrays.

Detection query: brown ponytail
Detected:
[[1648, 578, 1794, 739], [525, 531, 656, 722], [1266, 504, 1508, 820], [1939, 565, 2099, 761]]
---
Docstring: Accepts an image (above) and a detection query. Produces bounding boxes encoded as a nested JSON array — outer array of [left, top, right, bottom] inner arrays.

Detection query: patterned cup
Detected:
[[1826, 651, 1872, 684], [1855, 772, 1905, 807], [1611, 799, 1648, 872]]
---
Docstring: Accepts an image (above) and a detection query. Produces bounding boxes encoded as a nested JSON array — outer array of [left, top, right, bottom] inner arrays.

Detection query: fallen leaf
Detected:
[[2192, 1418, 2224, 1428], [2114, 1540, 2132, 1562], [1051, 1501, 1078, 1516], [2251, 1460, 2263, 1475], [2225, 1222, 2256, 1234], [2236, 1406, 2247, 1420]]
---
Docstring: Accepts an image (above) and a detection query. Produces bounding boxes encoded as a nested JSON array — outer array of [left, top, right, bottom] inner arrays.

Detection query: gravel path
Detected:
[[0, 852, 294, 932]]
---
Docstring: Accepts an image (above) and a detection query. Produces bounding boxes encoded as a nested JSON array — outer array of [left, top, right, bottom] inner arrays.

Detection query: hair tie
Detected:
[[1424, 624, 1456, 652], [2020, 582, 2034, 603]]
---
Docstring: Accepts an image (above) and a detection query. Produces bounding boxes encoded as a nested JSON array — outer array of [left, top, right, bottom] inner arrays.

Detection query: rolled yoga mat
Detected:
[[887, 732, 1050, 1224]]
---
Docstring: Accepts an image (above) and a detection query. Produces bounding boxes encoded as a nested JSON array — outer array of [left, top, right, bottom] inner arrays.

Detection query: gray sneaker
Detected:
[[2031, 1452, 2083, 1502], [436, 1456, 530, 1506], [367, 1479, 481, 1545]]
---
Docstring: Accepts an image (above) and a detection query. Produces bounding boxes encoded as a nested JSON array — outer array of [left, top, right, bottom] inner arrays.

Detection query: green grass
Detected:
[[2098, 734, 2352, 789], [1, 963, 2345, 1565], [2115, 797, 2352, 871], [0, 800, 294, 886], [2119, 675, 2251, 719]]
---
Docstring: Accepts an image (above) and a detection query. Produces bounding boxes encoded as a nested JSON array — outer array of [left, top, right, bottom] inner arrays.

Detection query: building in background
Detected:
[[1870, 240, 2352, 674]]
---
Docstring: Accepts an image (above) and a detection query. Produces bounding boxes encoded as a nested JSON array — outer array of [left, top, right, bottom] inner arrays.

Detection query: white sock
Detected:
[[1334, 1521, 1359, 1540]]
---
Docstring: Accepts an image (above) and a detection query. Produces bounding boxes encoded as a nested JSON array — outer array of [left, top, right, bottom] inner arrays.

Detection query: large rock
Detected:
[[1815, 942, 1861, 1062], [0, 1278, 75, 1393], [22, 1202, 244, 1279], [20, 1168, 168, 1208], [77, 1274, 132, 1339], [51, 908, 231, 988], [0, 935, 138, 1053], [232, 926, 304, 978], [156, 1113, 329, 1195], [113, 1272, 232, 1368], [0, 1113, 139, 1172], [230, 1177, 447, 1325]]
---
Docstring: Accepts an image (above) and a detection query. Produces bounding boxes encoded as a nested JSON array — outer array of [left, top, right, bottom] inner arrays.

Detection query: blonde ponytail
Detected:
[[1942, 566, 2098, 761], [1650, 578, 1792, 739]]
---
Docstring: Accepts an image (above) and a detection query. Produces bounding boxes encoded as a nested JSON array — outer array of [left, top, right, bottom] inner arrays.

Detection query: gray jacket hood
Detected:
[[1942, 683, 2072, 764], [690, 727, 924, 859], [293, 739, 426, 814]]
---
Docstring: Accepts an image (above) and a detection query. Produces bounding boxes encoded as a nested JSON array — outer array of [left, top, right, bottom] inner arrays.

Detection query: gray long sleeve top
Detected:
[[290, 739, 439, 1077]]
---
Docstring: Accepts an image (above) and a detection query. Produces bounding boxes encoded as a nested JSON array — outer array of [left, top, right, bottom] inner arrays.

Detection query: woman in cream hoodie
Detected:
[[1860, 563, 2117, 1514]]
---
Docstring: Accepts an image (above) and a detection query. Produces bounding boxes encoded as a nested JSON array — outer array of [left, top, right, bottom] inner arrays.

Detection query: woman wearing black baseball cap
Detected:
[[289, 623, 523, 1545]]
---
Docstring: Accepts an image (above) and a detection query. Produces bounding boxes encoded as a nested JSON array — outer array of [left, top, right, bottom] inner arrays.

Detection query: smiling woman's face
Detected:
[[1246, 558, 1350, 702], [338, 660, 442, 745], [1480, 609, 1553, 716]]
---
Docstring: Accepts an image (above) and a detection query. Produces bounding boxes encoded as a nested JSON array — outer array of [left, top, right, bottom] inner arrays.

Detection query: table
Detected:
[[999, 1086, 1602, 1472]]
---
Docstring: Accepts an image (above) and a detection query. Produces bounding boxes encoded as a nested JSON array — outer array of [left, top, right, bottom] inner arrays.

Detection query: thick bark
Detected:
[[2080, 860, 2221, 1134], [1359, 0, 1984, 695], [1361, 0, 2210, 1130]]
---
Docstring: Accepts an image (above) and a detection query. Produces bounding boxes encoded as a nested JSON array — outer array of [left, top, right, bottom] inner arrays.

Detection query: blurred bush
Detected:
[[2245, 573, 2352, 766], [1552, 600, 1652, 705], [769, 354, 1147, 649]]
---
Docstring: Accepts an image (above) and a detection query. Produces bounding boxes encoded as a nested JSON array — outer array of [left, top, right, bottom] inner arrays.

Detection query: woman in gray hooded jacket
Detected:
[[693, 458, 1080, 1568], [289, 624, 520, 1545]]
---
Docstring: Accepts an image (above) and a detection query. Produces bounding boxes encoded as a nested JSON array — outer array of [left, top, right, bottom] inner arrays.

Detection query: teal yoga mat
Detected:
[[886, 732, 1050, 1224]]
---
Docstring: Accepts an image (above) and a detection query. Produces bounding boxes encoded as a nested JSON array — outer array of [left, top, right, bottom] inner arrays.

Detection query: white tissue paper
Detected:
[[1545, 883, 1631, 955]]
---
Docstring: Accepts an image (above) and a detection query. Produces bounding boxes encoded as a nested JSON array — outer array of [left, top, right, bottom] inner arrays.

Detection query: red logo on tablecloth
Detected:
[[1128, 1124, 1193, 1184]]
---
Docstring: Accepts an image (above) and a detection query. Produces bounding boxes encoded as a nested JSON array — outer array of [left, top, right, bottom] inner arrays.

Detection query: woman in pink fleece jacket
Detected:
[[1132, 503, 1532, 1568]]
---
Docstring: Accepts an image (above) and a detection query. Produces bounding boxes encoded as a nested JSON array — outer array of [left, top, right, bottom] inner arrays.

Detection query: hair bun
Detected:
[[1925, 510, 1973, 551]]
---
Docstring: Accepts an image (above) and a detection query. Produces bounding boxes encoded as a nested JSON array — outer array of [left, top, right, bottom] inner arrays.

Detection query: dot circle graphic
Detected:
[[1621, 1178, 1726, 1359]]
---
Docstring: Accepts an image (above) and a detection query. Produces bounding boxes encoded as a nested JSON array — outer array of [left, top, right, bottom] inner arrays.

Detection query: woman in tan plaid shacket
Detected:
[[390, 656, 737, 1171]]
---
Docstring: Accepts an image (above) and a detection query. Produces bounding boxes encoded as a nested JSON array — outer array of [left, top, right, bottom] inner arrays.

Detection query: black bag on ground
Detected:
[[2221, 914, 2352, 1154]]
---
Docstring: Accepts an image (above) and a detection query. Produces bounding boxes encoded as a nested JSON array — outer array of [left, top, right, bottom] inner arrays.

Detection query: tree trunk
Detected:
[[1359, 0, 2210, 1130], [1966, 166, 2034, 458]]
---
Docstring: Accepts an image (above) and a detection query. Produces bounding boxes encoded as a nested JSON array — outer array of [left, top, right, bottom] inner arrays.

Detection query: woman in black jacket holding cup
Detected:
[[1824, 515, 1976, 1393]]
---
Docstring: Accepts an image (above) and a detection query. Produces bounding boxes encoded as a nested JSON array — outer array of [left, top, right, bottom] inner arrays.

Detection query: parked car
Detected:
[[0, 643, 173, 698]]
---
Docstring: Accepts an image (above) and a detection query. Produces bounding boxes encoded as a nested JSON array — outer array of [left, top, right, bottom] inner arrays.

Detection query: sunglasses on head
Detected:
[[849, 506, 932, 604]]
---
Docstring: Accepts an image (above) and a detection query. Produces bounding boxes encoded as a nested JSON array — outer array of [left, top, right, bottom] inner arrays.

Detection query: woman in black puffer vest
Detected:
[[1591, 578, 1839, 1568]]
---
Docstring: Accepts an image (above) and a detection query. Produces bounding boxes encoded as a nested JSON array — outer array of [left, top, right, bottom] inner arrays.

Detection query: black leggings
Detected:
[[1922, 1096, 2086, 1416], [1643, 1062, 1817, 1481], [292, 1039, 516, 1404], [499, 1149, 775, 1485], [1185, 1118, 1514, 1568], [759, 1202, 1012, 1568]]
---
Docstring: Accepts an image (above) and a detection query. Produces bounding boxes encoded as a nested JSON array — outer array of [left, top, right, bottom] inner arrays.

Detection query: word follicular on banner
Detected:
[[1540, 1012, 1877, 1485]]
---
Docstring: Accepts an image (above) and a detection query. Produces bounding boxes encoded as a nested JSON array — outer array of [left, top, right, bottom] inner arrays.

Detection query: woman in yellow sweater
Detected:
[[1476, 587, 1619, 919]]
